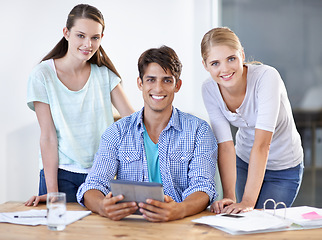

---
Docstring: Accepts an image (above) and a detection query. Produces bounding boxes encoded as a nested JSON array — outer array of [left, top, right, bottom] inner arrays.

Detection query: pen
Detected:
[[14, 215, 47, 218]]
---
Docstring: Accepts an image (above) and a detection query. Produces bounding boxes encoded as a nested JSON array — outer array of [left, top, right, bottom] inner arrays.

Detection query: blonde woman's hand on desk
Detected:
[[210, 198, 236, 214], [24, 194, 47, 206], [220, 201, 254, 214]]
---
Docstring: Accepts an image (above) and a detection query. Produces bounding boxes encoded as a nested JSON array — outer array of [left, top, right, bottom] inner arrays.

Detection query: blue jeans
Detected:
[[236, 156, 303, 209], [39, 168, 87, 202]]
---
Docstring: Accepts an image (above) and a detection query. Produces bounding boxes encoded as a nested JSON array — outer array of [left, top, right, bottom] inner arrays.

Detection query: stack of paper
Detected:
[[192, 206, 322, 235], [266, 206, 322, 228], [192, 210, 292, 235]]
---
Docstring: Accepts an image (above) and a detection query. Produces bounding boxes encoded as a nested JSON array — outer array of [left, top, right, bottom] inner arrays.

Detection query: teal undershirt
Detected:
[[143, 124, 162, 184]]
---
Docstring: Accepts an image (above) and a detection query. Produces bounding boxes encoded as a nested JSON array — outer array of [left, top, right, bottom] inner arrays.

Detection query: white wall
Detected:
[[0, 0, 218, 203]]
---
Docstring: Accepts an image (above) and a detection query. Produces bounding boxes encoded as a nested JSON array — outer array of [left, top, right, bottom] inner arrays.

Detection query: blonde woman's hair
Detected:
[[201, 27, 243, 62], [201, 27, 261, 65]]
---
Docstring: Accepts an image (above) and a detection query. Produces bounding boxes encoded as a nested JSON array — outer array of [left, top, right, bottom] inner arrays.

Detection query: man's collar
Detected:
[[136, 107, 182, 132], [164, 107, 181, 131]]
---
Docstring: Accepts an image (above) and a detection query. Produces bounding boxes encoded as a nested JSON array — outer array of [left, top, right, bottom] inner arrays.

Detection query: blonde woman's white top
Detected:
[[202, 64, 303, 170]]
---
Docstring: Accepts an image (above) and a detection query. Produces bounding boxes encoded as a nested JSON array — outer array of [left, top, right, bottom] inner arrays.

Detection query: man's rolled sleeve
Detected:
[[183, 121, 218, 204]]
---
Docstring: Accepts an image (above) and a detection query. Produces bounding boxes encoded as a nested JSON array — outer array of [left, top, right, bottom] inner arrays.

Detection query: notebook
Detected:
[[192, 199, 322, 235]]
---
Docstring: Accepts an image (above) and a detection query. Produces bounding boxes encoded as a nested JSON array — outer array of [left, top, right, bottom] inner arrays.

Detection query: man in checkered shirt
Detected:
[[77, 46, 218, 222]]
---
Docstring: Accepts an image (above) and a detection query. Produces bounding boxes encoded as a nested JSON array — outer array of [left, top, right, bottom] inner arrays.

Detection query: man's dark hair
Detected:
[[138, 45, 182, 82]]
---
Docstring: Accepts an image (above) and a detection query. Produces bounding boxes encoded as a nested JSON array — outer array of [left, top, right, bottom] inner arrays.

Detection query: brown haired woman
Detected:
[[25, 4, 134, 206]]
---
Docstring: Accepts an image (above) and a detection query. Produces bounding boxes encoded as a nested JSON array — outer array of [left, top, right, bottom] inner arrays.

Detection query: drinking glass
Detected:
[[46, 192, 66, 231]]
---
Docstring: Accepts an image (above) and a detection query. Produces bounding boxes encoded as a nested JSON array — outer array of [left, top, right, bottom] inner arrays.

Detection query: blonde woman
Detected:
[[201, 27, 303, 214]]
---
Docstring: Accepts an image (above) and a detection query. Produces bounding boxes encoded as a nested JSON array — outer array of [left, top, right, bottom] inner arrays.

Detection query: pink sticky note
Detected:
[[302, 211, 322, 220]]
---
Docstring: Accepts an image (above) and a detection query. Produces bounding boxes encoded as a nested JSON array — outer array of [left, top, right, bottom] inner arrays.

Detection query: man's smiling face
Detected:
[[137, 62, 181, 115]]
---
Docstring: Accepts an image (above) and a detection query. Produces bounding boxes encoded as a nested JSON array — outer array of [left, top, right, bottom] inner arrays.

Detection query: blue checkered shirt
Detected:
[[77, 107, 218, 205]]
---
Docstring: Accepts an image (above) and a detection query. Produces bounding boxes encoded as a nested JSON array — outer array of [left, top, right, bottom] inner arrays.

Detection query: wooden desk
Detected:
[[1, 202, 322, 240]]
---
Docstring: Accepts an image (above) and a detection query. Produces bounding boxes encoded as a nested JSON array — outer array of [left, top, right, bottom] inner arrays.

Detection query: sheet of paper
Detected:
[[0, 209, 91, 226]]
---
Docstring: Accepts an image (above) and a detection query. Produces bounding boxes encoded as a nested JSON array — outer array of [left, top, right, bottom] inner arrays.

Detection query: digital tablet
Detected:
[[110, 179, 164, 214]]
